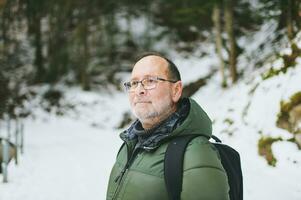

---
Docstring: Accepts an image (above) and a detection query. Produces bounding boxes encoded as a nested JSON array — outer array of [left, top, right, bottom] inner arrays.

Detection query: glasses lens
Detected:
[[142, 78, 157, 90], [130, 81, 139, 90]]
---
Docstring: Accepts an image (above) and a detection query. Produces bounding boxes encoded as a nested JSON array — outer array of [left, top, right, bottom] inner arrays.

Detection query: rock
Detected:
[[295, 134, 301, 149], [0, 139, 17, 173], [289, 104, 301, 133]]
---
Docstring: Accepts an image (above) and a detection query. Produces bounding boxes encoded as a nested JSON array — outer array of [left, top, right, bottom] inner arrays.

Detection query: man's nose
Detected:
[[135, 83, 146, 95]]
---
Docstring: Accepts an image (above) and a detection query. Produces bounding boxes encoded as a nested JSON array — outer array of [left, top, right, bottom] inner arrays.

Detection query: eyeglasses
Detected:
[[124, 76, 177, 92]]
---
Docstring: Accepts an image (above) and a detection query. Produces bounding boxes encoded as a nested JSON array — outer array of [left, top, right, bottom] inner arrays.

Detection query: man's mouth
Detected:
[[134, 101, 151, 105]]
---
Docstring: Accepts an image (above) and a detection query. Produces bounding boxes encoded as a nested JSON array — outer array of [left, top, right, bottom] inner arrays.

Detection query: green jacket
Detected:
[[106, 98, 230, 200]]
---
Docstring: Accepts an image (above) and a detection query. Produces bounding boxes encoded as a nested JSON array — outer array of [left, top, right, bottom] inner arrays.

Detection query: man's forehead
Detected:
[[135, 55, 167, 65], [131, 55, 169, 79]]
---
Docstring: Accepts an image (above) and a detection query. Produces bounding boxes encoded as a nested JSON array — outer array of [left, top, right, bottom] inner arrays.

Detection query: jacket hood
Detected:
[[120, 97, 212, 151], [172, 98, 212, 138]]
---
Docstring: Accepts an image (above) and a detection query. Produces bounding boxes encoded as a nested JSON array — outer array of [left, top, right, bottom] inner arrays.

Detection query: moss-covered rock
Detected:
[[262, 43, 301, 80], [277, 91, 301, 133], [258, 136, 282, 166], [275, 91, 301, 152], [295, 134, 301, 149]]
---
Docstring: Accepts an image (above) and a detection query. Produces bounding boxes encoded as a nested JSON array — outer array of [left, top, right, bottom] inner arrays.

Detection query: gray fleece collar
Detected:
[[121, 98, 190, 151]]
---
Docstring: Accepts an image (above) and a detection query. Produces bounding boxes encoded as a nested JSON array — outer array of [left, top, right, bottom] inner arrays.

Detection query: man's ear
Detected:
[[172, 81, 183, 102]]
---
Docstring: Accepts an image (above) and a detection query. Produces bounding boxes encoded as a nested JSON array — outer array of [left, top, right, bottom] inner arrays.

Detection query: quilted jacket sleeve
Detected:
[[181, 137, 230, 200]]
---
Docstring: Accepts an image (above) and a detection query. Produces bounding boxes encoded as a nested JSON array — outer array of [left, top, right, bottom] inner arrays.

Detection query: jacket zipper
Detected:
[[112, 143, 140, 199]]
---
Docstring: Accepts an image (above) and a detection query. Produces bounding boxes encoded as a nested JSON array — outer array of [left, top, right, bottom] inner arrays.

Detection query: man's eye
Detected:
[[131, 81, 138, 87], [145, 79, 155, 85]]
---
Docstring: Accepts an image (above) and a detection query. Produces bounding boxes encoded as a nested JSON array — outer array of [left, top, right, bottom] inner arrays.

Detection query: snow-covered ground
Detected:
[[0, 90, 128, 200], [0, 118, 119, 200]]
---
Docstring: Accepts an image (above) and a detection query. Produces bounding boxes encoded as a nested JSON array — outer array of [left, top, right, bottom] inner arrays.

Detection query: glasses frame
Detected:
[[124, 76, 178, 92]]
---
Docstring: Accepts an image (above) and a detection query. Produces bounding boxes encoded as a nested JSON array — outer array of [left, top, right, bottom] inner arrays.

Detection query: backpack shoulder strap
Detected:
[[164, 134, 199, 200]]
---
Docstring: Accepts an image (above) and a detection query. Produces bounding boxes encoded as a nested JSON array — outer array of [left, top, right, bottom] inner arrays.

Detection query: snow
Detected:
[[0, 118, 120, 200], [175, 53, 217, 84], [0, 90, 128, 200], [1, 25, 301, 200]]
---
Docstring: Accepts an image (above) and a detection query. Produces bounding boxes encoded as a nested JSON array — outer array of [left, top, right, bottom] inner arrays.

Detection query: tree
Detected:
[[224, 0, 237, 83], [259, 0, 301, 43], [25, 0, 47, 82], [212, 0, 226, 87]]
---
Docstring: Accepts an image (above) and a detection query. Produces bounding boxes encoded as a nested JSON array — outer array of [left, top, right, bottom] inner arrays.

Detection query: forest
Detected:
[[0, 0, 300, 121]]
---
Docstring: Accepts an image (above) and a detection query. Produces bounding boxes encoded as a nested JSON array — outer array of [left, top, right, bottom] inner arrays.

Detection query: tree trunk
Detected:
[[78, 6, 90, 91], [224, 0, 237, 83], [1, 0, 9, 56], [295, 0, 301, 29], [212, 2, 227, 87], [81, 20, 90, 91], [107, 12, 117, 64], [286, 0, 294, 42], [33, 16, 44, 82], [144, 5, 154, 49]]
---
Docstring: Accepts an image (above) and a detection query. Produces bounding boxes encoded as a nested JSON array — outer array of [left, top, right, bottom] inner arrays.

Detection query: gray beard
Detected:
[[134, 110, 159, 121], [133, 101, 174, 126]]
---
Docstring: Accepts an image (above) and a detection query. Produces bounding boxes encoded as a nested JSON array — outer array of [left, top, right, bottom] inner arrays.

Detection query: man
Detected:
[[106, 53, 230, 200]]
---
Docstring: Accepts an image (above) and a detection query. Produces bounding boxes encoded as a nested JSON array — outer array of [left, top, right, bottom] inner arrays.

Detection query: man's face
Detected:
[[128, 56, 179, 125]]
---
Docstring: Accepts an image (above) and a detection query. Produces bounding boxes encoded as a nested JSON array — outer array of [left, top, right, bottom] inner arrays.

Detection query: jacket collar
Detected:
[[120, 98, 190, 151]]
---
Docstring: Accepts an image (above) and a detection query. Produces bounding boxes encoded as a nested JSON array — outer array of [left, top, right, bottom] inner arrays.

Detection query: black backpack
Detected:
[[164, 134, 243, 200]]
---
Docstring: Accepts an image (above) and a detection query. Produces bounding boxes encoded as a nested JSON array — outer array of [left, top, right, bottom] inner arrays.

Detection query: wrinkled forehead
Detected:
[[131, 56, 169, 80]]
